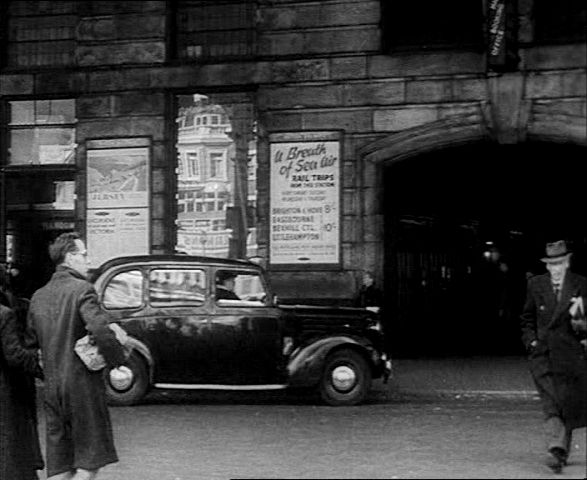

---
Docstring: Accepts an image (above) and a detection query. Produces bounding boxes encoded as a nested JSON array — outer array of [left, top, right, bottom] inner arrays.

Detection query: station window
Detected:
[[175, 92, 258, 259], [380, 0, 484, 52], [533, 0, 586, 43], [6, 99, 77, 166], [174, 0, 257, 61], [3, 1, 77, 69]]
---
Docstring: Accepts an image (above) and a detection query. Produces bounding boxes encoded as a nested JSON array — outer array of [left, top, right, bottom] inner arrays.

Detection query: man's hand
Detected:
[[569, 296, 584, 318], [569, 296, 586, 333]]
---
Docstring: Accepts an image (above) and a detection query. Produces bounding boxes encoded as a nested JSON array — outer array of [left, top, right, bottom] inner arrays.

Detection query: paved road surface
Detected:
[[35, 391, 586, 479]]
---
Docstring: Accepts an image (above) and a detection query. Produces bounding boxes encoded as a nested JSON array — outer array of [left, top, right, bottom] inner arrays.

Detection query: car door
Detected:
[[211, 268, 286, 385], [145, 266, 214, 384]]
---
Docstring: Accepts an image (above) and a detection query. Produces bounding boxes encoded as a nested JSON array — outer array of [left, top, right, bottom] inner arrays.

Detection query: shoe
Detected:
[[546, 447, 566, 474]]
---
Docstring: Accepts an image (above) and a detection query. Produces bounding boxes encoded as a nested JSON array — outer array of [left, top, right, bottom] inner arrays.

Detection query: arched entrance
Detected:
[[358, 85, 586, 358], [382, 141, 587, 357]]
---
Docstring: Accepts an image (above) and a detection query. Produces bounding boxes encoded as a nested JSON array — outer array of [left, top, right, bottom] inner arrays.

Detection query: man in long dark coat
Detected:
[[27, 233, 126, 480], [520, 239, 587, 473], [1, 297, 44, 480]]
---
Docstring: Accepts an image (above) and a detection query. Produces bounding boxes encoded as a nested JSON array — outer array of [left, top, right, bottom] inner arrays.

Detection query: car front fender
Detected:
[[124, 336, 154, 383], [286, 336, 373, 387]]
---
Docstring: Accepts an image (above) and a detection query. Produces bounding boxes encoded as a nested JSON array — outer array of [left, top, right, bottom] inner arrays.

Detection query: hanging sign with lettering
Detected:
[[487, 0, 506, 68], [269, 132, 341, 266]]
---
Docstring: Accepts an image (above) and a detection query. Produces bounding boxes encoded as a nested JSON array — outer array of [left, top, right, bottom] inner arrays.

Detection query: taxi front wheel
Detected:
[[104, 351, 149, 406], [319, 349, 371, 406]]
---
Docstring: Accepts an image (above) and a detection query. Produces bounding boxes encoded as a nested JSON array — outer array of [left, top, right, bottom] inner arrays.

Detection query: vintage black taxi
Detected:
[[90, 255, 391, 406]]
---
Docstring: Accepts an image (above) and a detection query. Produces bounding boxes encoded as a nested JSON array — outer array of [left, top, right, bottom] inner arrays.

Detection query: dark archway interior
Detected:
[[383, 142, 587, 358]]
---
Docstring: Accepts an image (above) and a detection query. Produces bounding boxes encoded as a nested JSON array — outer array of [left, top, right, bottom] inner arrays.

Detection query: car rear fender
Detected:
[[286, 336, 373, 387], [125, 336, 154, 384]]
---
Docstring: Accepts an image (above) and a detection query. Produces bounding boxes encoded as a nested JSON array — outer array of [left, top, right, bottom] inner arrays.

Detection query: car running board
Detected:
[[154, 383, 288, 390]]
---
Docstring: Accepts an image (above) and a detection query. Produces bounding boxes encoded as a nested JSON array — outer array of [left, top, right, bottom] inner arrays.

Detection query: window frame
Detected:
[[4, 98, 77, 167], [208, 150, 227, 181], [186, 151, 201, 179], [148, 267, 208, 307], [380, 0, 485, 54], [173, 0, 257, 63], [3, 1, 78, 71], [532, 0, 586, 45], [214, 268, 269, 307], [101, 268, 146, 311]]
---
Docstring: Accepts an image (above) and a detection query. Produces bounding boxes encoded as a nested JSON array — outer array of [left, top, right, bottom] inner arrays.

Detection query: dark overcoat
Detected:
[[0, 304, 44, 480], [355, 284, 383, 308], [27, 266, 125, 477], [520, 271, 587, 429]]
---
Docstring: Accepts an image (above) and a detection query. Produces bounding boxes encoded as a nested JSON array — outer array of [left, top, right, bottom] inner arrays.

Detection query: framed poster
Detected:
[[86, 141, 150, 268], [87, 208, 149, 268], [269, 131, 342, 267], [87, 147, 149, 209]]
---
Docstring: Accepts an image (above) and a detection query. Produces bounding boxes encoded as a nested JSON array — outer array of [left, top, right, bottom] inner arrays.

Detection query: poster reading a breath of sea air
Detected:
[[269, 139, 340, 265]]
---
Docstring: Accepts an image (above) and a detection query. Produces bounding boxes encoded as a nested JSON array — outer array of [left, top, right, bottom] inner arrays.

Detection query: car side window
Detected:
[[103, 269, 144, 309], [149, 269, 206, 307], [215, 270, 267, 307]]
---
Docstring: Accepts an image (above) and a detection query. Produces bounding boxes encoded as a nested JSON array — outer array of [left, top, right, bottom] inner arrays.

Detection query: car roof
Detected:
[[89, 254, 261, 282]]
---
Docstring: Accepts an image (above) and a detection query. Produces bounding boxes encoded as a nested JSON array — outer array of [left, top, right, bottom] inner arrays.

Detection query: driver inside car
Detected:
[[215, 271, 240, 301]]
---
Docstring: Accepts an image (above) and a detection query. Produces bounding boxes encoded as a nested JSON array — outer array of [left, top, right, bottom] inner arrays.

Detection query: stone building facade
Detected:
[[0, 1, 585, 351]]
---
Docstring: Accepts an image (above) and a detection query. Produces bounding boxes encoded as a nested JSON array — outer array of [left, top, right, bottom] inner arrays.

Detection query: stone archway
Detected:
[[356, 78, 585, 356], [357, 75, 586, 280]]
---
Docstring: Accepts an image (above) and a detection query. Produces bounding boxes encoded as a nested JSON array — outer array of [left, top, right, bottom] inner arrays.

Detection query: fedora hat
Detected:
[[216, 270, 237, 283], [541, 240, 572, 263]]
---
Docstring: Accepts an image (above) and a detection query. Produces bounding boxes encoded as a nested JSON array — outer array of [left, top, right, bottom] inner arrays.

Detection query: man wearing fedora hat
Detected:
[[215, 270, 241, 301], [520, 239, 587, 473]]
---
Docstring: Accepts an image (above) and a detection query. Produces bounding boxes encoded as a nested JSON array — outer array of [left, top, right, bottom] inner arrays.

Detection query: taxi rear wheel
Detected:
[[319, 349, 371, 406], [104, 351, 149, 406]]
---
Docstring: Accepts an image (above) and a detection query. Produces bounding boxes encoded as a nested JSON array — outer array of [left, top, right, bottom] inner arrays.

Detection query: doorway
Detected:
[[3, 168, 75, 298], [383, 142, 587, 358]]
